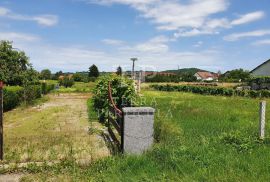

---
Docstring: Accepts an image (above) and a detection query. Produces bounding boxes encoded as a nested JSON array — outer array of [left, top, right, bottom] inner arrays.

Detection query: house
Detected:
[[194, 71, 219, 81], [250, 59, 270, 76]]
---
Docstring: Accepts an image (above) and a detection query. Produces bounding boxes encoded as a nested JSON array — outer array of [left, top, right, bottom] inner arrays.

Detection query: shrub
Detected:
[[150, 84, 270, 98], [3, 85, 43, 112], [41, 82, 55, 94], [59, 76, 74, 88], [21, 85, 42, 103], [92, 74, 137, 122], [3, 86, 23, 112]]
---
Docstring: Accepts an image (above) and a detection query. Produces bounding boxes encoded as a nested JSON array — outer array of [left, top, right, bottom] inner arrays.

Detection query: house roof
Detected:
[[196, 71, 218, 79], [250, 59, 270, 73]]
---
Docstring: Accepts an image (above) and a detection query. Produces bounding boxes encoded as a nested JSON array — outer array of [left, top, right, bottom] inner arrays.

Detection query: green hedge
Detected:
[[41, 82, 55, 94], [93, 74, 137, 122], [3, 83, 54, 112], [151, 84, 270, 98], [3, 86, 23, 111]]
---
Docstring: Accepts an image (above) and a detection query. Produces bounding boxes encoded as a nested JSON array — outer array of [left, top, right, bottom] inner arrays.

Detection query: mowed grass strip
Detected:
[[21, 90, 270, 181]]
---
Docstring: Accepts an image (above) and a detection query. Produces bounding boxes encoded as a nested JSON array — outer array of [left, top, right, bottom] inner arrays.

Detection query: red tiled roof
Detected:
[[196, 72, 219, 79]]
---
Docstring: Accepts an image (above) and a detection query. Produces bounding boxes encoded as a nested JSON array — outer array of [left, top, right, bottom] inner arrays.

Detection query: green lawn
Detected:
[[20, 90, 270, 181]]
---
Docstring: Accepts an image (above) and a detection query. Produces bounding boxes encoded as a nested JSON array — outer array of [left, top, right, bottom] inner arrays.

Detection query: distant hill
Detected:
[[162, 68, 209, 75]]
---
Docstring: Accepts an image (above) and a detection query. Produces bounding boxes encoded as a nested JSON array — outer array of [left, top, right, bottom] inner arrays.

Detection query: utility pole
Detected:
[[131, 58, 138, 79], [0, 81, 3, 160]]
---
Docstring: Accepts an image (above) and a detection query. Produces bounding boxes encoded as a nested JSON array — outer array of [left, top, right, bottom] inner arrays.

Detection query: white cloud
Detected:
[[0, 6, 58, 26], [87, 0, 229, 30], [120, 35, 172, 53], [224, 29, 270, 41], [0, 7, 9, 15], [32, 15, 59, 27], [82, 0, 265, 39], [231, 11, 265, 25], [102, 39, 125, 45], [193, 41, 203, 47], [252, 39, 270, 46], [0, 32, 40, 42]]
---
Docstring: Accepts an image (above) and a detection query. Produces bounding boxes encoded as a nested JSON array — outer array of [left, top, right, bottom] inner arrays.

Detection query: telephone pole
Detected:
[[131, 58, 138, 79]]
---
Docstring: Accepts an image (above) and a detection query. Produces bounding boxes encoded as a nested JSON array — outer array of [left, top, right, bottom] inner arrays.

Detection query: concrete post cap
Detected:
[[122, 107, 155, 115]]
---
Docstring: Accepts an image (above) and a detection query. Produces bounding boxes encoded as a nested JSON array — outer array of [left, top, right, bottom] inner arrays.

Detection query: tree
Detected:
[[73, 73, 83, 82], [116, 66, 122, 76], [40, 69, 52, 80], [0, 41, 38, 85], [220, 69, 250, 82], [53, 71, 63, 80], [89, 64, 99, 78]]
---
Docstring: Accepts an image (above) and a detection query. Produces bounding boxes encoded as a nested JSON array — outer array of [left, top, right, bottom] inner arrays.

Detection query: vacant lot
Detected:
[[19, 88, 270, 181], [1, 93, 109, 165]]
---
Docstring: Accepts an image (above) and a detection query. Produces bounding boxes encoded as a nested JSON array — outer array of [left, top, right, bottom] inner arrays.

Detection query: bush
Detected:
[[150, 84, 270, 98], [3, 86, 23, 112], [3, 84, 44, 112], [59, 76, 74, 88], [41, 82, 55, 94], [92, 74, 137, 122]]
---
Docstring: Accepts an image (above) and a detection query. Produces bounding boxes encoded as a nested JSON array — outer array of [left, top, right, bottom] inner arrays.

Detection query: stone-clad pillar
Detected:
[[122, 107, 155, 154]]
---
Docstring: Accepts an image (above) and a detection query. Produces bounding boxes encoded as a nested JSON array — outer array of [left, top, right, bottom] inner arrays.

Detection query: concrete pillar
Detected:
[[259, 101, 266, 139], [122, 107, 155, 154]]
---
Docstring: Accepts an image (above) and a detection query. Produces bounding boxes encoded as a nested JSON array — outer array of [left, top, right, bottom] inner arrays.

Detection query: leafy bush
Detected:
[[3, 86, 23, 111], [3, 85, 44, 112], [21, 85, 42, 103], [151, 84, 270, 98], [41, 82, 55, 94], [92, 74, 137, 122], [248, 77, 270, 90], [59, 76, 74, 88]]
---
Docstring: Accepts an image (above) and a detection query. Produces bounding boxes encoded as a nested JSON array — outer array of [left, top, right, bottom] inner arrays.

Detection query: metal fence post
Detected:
[[0, 81, 3, 160], [259, 101, 266, 140]]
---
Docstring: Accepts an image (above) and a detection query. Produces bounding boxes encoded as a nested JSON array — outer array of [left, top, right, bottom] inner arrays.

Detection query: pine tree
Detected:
[[89, 64, 99, 78], [116, 66, 122, 76]]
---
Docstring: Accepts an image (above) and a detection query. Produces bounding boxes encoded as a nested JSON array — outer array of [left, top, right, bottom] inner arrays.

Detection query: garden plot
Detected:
[[1, 93, 109, 165]]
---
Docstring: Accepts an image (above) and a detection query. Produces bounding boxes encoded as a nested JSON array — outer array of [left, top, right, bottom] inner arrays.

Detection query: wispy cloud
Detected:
[[231, 11, 265, 25], [0, 6, 58, 26], [252, 39, 270, 46], [0, 32, 40, 42], [83, 0, 265, 39], [102, 39, 125, 45], [224, 29, 270, 41]]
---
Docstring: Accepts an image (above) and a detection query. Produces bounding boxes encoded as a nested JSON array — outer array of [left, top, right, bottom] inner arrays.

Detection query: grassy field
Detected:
[[54, 82, 96, 93], [20, 86, 270, 181]]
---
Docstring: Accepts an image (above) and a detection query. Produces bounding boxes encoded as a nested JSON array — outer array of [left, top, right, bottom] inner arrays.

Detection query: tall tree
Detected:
[[40, 69, 52, 80], [116, 66, 122, 76], [0, 41, 37, 85], [89, 64, 99, 78]]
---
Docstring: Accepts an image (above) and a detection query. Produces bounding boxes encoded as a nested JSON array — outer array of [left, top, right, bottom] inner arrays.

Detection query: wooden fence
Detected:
[[108, 82, 124, 152]]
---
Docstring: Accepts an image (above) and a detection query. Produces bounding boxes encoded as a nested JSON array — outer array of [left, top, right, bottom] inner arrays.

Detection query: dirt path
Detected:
[[0, 93, 110, 172]]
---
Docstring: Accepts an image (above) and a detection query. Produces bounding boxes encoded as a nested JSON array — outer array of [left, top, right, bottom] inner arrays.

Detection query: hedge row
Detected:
[[150, 84, 270, 98], [41, 82, 55, 94], [3, 83, 55, 112]]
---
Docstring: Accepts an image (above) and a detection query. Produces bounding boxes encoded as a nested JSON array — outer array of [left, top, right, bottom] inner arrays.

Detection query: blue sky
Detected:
[[0, 0, 269, 72]]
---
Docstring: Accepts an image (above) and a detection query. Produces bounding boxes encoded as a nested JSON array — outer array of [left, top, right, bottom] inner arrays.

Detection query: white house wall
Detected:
[[252, 61, 270, 76]]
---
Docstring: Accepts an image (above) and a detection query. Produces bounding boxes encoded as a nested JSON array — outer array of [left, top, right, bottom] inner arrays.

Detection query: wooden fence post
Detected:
[[259, 101, 266, 140], [0, 81, 3, 160]]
